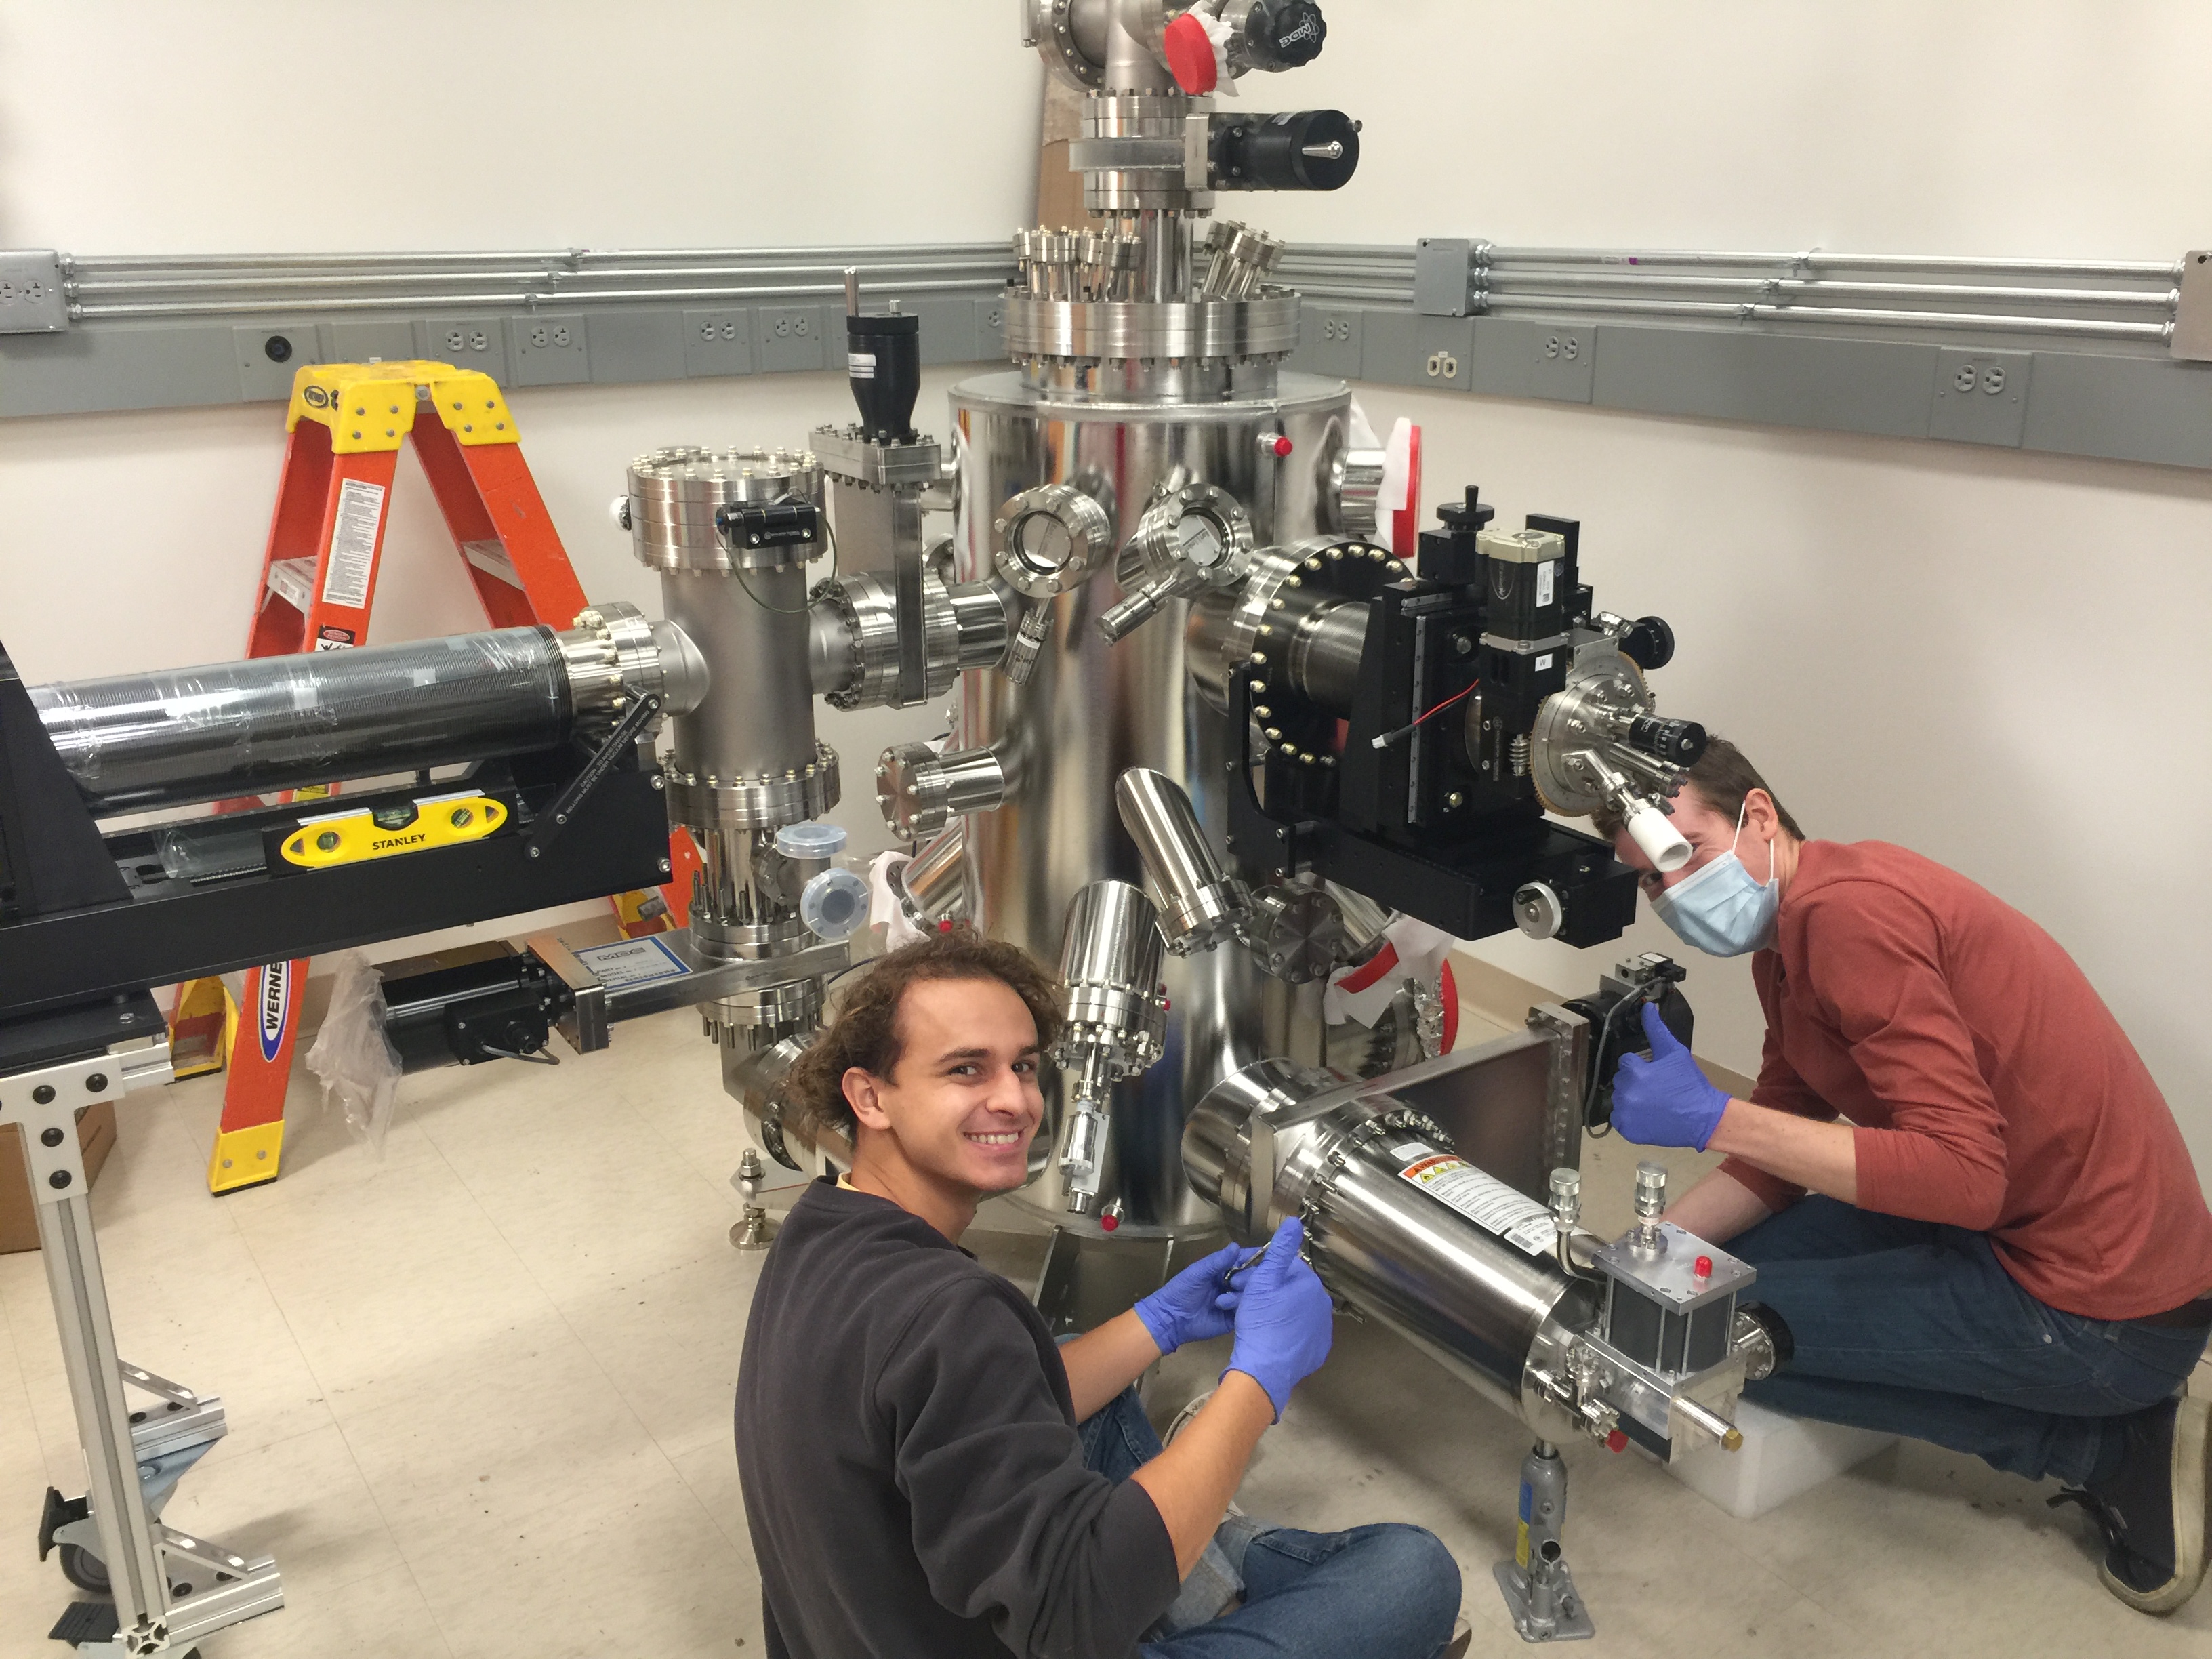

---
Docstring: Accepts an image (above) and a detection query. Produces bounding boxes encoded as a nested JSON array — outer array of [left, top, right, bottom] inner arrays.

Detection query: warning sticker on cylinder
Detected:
[[1399, 1153, 1558, 1255], [321, 478, 386, 610]]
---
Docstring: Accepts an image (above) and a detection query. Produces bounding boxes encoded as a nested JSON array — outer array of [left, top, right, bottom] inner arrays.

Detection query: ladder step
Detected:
[[461, 539, 521, 586], [263, 557, 318, 613]]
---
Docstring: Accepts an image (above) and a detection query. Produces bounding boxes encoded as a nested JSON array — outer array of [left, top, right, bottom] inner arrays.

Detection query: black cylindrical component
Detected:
[[1622, 614, 1675, 671], [1627, 716, 1706, 766], [1214, 109, 1361, 191], [29, 626, 575, 815], [847, 312, 920, 443]]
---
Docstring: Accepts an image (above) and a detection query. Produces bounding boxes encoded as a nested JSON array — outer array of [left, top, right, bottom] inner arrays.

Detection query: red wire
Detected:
[[1410, 683, 1477, 728]]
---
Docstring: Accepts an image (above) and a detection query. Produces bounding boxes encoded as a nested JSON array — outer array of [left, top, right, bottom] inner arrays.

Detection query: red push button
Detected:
[[1100, 1212, 1120, 1232], [1269, 435, 1294, 457], [1694, 1254, 1713, 1281]]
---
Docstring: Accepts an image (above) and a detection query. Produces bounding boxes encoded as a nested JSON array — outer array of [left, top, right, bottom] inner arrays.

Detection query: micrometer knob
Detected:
[[1628, 716, 1706, 766]]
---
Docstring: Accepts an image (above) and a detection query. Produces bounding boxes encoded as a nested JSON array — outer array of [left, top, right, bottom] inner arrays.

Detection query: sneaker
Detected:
[[2052, 1393, 2210, 1614]]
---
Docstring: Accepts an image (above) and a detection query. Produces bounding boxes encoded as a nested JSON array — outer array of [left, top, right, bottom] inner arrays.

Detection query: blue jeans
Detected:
[[1076, 1385, 1461, 1658], [1732, 1195, 2210, 1486]]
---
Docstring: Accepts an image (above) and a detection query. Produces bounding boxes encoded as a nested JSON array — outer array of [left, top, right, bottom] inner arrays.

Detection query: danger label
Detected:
[[1399, 1153, 1558, 1256], [321, 478, 385, 610]]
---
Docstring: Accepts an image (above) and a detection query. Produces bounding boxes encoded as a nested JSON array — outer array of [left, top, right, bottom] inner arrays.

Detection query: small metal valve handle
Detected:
[[1004, 600, 1055, 687]]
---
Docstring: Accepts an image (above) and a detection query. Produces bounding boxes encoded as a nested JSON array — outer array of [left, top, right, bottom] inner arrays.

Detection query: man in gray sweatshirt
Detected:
[[735, 928, 1463, 1658]]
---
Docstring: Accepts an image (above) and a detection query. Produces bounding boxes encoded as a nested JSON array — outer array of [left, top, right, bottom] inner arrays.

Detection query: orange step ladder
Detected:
[[185, 360, 699, 1194]]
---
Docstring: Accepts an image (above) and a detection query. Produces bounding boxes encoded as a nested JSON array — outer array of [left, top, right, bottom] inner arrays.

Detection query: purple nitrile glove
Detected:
[[1132, 1240, 1246, 1356], [1611, 1002, 1731, 1151], [1222, 1218, 1335, 1420]]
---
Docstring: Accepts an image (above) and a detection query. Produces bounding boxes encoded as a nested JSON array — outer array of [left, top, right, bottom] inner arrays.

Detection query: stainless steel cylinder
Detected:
[[951, 368, 1353, 1235], [1058, 878, 1168, 1043], [1114, 767, 1250, 954], [629, 447, 834, 834], [33, 624, 580, 815], [893, 823, 968, 926], [1184, 1057, 1591, 1438]]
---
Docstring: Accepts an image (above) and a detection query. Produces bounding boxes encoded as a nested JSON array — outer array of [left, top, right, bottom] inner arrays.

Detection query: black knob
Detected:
[[264, 334, 293, 363], [1628, 716, 1706, 766], [1622, 614, 1675, 671], [1252, 0, 1328, 67]]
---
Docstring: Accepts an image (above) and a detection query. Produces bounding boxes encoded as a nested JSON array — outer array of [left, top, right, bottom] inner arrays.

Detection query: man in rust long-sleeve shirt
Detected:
[[1597, 739, 2212, 1618]]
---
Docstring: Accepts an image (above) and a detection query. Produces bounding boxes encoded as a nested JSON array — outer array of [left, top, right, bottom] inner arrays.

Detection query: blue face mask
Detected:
[[1649, 802, 1780, 957]]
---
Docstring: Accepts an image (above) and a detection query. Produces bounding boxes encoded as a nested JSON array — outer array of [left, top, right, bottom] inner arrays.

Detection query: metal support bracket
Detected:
[[3, 1029, 286, 1654]]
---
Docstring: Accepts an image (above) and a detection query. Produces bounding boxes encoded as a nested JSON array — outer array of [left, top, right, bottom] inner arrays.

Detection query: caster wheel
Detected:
[[58, 1540, 110, 1595]]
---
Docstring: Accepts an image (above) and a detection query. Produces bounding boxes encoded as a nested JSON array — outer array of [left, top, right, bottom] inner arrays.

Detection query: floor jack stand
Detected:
[[1494, 1440, 1594, 1643], [7, 1000, 281, 1655]]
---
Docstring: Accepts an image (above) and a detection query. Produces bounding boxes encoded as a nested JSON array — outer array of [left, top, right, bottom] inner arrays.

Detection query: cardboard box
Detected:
[[0, 1101, 118, 1254]]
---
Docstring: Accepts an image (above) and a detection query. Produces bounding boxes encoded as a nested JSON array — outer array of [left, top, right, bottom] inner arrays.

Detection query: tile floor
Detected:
[[2, 1006, 2207, 1659]]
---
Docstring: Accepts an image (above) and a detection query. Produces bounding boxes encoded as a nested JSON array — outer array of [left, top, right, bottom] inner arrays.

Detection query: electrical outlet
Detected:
[[422, 316, 510, 382], [1298, 307, 1362, 378], [234, 322, 323, 401], [684, 308, 754, 377], [756, 305, 825, 373], [506, 313, 589, 386], [1929, 348, 2030, 447], [1414, 316, 1475, 390]]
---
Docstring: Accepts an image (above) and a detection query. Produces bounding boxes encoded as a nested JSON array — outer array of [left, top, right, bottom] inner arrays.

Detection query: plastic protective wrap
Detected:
[[28, 625, 571, 813], [303, 951, 403, 1155]]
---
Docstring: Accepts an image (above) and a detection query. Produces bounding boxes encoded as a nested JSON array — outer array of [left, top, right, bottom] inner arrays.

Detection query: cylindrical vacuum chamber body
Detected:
[[1183, 1057, 1592, 1441], [30, 626, 578, 815], [627, 447, 836, 837], [949, 367, 1353, 1236]]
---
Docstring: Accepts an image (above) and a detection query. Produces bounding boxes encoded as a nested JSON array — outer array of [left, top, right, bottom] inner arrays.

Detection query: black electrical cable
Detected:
[[735, 510, 838, 615]]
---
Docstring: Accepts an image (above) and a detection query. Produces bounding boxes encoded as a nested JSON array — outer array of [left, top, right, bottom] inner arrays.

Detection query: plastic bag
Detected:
[[303, 951, 403, 1155]]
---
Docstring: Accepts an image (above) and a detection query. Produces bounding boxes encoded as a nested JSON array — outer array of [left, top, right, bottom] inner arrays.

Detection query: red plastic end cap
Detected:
[[1605, 1429, 1628, 1454], [937, 918, 955, 933], [1694, 1254, 1713, 1279], [1162, 14, 1218, 94], [1099, 1212, 1120, 1232], [1270, 434, 1294, 457]]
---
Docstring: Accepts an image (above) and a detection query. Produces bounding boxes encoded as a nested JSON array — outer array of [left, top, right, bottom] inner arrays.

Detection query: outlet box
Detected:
[[0, 250, 67, 333], [507, 313, 590, 386], [756, 305, 825, 373], [684, 308, 754, 377], [1929, 348, 2031, 447], [234, 322, 323, 401], [420, 316, 510, 382]]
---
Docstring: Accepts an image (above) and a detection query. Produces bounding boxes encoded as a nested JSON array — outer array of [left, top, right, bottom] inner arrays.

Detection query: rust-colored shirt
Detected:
[[1723, 839, 2212, 1321]]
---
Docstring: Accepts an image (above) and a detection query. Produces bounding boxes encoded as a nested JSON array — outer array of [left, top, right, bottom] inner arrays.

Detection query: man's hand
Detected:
[[1132, 1241, 1245, 1357], [1222, 1218, 1334, 1420], [1613, 1002, 1732, 1151]]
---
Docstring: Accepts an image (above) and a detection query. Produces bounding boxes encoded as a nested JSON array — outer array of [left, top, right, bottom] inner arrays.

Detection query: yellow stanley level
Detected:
[[281, 791, 507, 870]]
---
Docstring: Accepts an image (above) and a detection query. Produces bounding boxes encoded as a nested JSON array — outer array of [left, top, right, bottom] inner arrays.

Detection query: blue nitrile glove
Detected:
[[1132, 1240, 1246, 1355], [1222, 1218, 1335, 1420], [1611, 1002, 1732, 1151]]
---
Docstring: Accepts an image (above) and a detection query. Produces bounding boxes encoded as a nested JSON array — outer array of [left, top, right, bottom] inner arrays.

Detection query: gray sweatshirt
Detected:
[[735, 1178, 1179, 1658]]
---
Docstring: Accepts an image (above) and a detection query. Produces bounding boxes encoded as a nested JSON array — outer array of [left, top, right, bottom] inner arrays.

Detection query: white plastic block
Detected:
[[1668, 1399, 1898, 1520]]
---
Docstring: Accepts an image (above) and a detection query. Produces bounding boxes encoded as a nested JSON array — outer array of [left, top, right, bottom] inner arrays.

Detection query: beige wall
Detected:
[[1, 3, 2206, 1179]]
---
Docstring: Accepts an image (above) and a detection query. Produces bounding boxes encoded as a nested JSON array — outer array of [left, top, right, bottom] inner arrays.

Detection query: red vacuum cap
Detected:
[[1163, 14, 1218, 94], [1694, 1254, 1713, 1280], [1605, 1429, 1628, 1453]]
